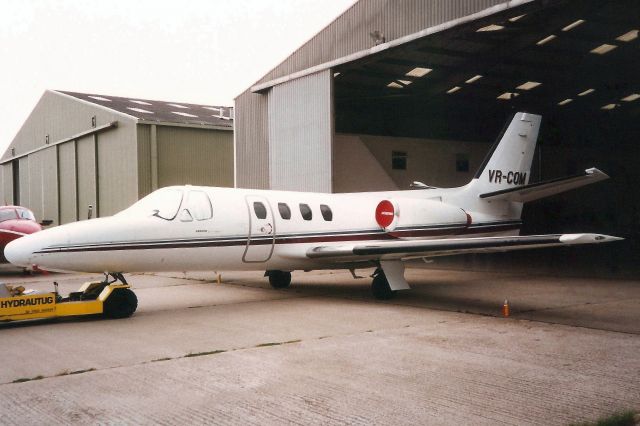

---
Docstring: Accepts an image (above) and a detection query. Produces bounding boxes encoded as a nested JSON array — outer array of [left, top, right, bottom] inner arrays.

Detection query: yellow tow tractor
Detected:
[[0, 273, 137, 323]]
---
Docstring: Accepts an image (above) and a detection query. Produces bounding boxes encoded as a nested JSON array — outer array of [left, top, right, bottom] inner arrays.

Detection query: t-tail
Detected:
[[472, 112, 540, 194], [456, 112, 608, 209]]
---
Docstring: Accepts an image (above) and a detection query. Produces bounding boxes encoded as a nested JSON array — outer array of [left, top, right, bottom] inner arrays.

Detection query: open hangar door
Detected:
[[331, 0, 639, 275]]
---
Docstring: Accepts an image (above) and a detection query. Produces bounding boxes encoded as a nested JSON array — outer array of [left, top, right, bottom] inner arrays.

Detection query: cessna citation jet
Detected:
[[5, 113, 621, 299]]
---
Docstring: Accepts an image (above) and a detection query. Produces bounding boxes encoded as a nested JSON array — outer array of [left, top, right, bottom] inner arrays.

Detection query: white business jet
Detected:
[[5, 113, 621, 299]]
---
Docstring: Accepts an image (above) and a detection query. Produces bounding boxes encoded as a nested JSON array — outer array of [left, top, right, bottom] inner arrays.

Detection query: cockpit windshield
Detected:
[[117, 188, 184, 220], [0, 209, 17, 223]]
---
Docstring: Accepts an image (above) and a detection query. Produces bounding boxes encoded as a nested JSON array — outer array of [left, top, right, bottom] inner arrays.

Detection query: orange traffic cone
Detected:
[[502, 299, 510, 317]]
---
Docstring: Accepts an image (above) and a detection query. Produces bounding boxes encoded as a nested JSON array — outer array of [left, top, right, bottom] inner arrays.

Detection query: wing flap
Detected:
[[306, 233, 621, 262], [479, 168, 609, 203]]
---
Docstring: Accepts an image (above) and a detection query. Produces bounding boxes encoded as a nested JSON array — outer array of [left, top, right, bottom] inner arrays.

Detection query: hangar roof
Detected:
[[246, 0, 638, 144], [56, 90, 233, 129]]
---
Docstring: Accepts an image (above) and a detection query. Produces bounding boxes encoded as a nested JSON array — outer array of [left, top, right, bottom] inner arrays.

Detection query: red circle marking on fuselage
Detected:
[[375, 200, 395, 228]]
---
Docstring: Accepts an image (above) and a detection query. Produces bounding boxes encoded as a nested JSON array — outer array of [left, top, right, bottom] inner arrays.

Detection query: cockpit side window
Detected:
[[184, 190, 213, 221], [16, 208, 35, 221]]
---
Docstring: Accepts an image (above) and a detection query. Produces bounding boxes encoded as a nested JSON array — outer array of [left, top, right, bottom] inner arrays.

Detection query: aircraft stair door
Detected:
[[243, 195, 275, 263]]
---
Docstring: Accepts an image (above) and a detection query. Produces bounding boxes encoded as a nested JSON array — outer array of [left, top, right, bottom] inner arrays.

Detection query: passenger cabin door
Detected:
[[243, 195, 275, 262]]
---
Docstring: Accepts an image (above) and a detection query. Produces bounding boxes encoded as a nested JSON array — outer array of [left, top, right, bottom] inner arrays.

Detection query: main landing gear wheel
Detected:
[[267, 270, 292, 289], [371, 269, 396, 300]]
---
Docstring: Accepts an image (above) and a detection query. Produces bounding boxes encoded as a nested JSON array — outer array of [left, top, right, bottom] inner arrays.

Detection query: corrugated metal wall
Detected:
[[97, 123, 139, 217], [257, 0, 509, 84], [58, 142, 77, 224], [0, 164, 13, 205], [25, 148, 58, 223], [235, 91, 270, 189], [18, 157, 29, 208], [137, 125, 152, 198], [76, 135, 97, 221], [156, 126, 233, 188], [268, 70, 333, 192]]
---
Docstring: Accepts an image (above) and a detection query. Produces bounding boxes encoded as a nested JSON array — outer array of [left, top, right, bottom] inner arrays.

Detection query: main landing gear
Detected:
[[371, 268, 396, 300], [266, 270, 292, 289]]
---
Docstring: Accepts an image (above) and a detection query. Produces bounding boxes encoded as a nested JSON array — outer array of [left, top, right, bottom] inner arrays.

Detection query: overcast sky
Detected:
[[0, 0, 356, 152]]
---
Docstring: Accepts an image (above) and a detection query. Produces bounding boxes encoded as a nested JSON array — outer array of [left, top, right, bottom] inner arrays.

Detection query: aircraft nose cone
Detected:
[[4, 237, 34, 267]]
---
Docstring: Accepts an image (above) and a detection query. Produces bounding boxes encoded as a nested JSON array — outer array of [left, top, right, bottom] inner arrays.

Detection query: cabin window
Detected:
[[320, 204, 333, 221], [392, 151, 407, 170], [185, 191, 212, 221], [278, 202, 291, 220], [253, 202, 267, 219], [299, 203, 312, 221]]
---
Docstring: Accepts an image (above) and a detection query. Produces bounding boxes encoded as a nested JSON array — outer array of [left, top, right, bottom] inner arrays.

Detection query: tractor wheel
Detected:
[[103, 288, 138, 319]]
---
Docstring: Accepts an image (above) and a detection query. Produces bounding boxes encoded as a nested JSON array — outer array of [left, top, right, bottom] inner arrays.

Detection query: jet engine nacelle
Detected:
[[375, 198, 470, 233]]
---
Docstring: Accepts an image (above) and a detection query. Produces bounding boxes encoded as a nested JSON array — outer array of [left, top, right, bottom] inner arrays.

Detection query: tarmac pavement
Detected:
[[0, 266, 638, 425]]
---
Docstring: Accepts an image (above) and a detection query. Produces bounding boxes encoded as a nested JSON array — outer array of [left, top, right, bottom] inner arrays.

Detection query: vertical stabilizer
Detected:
[[471, 112, 541, 194]]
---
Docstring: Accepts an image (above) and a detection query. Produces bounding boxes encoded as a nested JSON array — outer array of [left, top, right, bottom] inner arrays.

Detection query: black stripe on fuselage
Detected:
[[34, 221, 521, 254]]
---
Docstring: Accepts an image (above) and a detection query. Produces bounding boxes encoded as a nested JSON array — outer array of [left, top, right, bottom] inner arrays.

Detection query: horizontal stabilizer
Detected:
[[479, 168, 609, 203], [306, 233, 622, 262]]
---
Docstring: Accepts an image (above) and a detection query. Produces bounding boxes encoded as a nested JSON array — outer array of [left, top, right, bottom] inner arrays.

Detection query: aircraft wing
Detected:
[[479, 168, 609, 203], [306, 233, 621, 262]]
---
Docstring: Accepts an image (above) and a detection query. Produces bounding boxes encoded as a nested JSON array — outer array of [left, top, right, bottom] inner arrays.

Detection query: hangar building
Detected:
[[0, 90, 233, 225], [236, 0, 639, 272]]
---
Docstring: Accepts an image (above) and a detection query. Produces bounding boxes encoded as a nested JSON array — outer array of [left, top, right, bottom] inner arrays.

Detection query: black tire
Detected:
[[371, 270, 395, 300], [103, 288, 138, 319], [268, 271, 292, 289]]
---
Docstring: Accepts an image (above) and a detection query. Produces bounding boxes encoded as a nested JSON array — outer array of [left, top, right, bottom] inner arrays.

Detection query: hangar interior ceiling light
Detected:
[[616, 30, 638, 42], [536, 35, 556, 45], [558, 98, 573, 106], [516, 81, 541, 90], [590, 44, 617, 54], [405, 67, 431, 77], [169, 103, 189, 109], [477, 24, 504, 32], [621, 93, 640, 102], [578, 88, 595, 96], [446, 86, 461, 94], [601, 103, 618, 110], [127, 107, 153, 114], [172, 111, 198, 117], [398, 80, 412, 86], [562, 19, 585, 32], [387, 82, 403, 89], [333, 72, 341, 77], [465, 75, 483, 84], [509, 14, 526, 22], [88, 95, 111, 102], [130, 100, 152, 105], [497, 92, 519, 100]]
